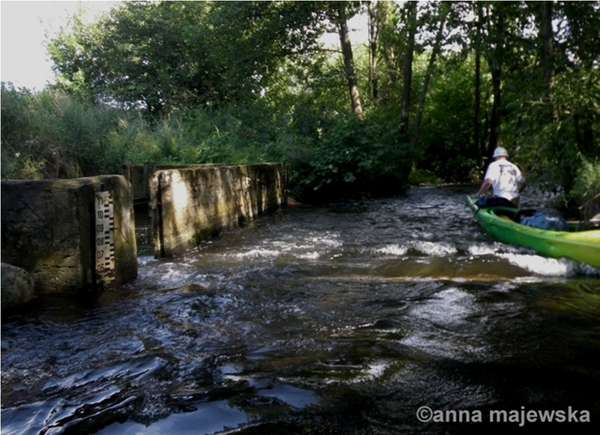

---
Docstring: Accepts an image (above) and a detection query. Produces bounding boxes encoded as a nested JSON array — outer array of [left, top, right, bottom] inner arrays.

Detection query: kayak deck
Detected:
[[467, 196, 600, 268]]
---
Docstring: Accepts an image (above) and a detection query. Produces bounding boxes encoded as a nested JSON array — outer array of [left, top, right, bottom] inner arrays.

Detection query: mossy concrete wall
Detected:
[[1, 176, 137, 294], [151, 164, 286, 257], [124, 164, 213, 205]]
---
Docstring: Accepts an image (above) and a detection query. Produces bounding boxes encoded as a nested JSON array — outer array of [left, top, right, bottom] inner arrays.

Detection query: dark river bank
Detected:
[[2, 186, 600, 434]]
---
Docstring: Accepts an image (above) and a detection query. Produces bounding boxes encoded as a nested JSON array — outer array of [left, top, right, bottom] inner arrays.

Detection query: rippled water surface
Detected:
[[3, 187, 600, 434]]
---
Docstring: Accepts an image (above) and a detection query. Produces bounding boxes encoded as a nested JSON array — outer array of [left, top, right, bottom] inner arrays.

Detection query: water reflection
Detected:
[[98, 400, 249, 435]]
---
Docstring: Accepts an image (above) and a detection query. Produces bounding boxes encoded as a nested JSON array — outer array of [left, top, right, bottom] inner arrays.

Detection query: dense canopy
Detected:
[[2, 1, 599, 209]]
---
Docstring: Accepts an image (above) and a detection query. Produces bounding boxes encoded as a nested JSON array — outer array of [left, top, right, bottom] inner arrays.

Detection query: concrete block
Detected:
[[123, 164, 214, 205], [1, 263, 35, 308], [151, 164, 286, 257], [1, 176, 137, 294]]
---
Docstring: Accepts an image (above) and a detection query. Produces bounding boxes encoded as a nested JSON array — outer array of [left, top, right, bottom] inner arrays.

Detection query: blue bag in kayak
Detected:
[[520, 211, 568, 231]]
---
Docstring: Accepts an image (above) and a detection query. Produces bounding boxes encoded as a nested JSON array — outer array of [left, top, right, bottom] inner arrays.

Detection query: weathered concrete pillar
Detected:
[[1, 263, 35, 309], [151, 164, 286, 257], [1, 175, 137, 294]]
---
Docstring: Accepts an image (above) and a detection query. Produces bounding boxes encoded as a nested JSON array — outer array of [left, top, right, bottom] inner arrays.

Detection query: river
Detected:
[[2, 186, 600, 434]]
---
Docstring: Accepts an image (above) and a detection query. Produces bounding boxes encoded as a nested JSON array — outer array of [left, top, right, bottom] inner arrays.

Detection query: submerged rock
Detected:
[[1, 262, 35, 308]]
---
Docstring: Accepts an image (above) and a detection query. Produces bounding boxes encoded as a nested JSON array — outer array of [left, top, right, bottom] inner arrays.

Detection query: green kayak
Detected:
[[467, 196, 600, 268]]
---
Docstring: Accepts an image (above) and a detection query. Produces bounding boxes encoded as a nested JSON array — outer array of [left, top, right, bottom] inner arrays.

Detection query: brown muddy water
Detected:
[[2, 186, 600, 434]]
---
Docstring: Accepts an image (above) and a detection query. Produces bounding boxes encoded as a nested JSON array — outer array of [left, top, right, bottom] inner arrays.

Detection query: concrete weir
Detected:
[[150, 164, 287, 257], [1, 176, 138, 294], [1, 164, 286, 301]]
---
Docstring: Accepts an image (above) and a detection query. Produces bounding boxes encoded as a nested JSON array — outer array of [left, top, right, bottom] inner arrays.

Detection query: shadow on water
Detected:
[[2, 186, 600, 434]]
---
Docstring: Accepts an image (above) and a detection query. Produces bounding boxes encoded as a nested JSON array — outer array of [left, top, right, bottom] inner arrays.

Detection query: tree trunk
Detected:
[[488, 66, 502, 156], [368, 0, 381, 103], [414, 3, 448, 144], [486, 4, 505, 161], [381, 47, 398, 100], [539, 1, 554, 100], [337, 5, 364, 119], [574, 110, 596, 160], [474, 2, 483, 161], [400, 1, 417, 135]]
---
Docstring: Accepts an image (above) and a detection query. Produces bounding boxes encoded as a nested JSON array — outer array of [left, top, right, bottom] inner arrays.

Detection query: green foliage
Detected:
[[1, 83, 120, 178], [417, 55, 485, 182], [506, 66, 599, 204], [408, 166, 443, 185], [290, 111, 414, 201], [571, 159, 600, 205], [49, 1, 325, 114], [2, 83, 414, 202], [6, 1, 599, 208]]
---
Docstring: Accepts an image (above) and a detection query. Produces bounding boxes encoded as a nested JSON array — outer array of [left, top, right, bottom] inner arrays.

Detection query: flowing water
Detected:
[[3, 186, 600, 434]]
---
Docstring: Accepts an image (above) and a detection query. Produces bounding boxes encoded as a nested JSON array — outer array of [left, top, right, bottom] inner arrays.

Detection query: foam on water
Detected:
[[296, 251, 321, 260], [225, 231, 341, 260], [364, 360, 390, 380], [233, 248, 280, 259], [498, 253, 574, 276], [138, 263, 196, 287], [372, 241, 457, 257], [413, 241, 457, 256], [467, 242, 522, 257], [467, 244, 497, 256], [499, 253, 600, 277], [374, 244, 408, 256], [305, 233, 342, 248]]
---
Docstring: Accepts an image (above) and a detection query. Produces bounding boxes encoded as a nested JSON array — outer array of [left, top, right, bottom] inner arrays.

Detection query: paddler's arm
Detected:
[[517, 169, 526, 193], [478, 179, 492, 196]]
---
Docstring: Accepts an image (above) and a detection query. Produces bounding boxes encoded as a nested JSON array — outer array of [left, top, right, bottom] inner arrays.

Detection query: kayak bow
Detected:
[[467, 196, 600, 268]]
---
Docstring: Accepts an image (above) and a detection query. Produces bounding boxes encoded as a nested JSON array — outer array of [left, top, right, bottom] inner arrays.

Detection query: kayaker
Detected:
[[477, 146, 525, 208]]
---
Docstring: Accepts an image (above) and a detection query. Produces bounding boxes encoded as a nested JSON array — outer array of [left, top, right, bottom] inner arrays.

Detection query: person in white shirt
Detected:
[[477, 146, 525, 208]]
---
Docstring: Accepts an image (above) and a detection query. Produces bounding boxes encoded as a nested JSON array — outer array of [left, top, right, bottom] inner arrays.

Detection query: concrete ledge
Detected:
[[1, 176, 137, 294], [151, 164, 286, 257], [123, 164, 214, 205]]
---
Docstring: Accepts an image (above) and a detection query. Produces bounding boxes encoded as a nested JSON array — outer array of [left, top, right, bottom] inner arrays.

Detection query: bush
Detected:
[[571, 159, 600, 205], [417, 56, 484, 182], [289, 112, 414, 202], [1, 83, 121, 178], [2, 84, 415, 203], [1, 86, 289, 178]]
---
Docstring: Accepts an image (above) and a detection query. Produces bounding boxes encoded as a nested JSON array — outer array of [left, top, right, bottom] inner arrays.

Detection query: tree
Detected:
[[49, 2, 326, 114], [473, 2, 484, 159], [367, 0, 385, 103], [400, 1, 418, 135], [335, 2, 364, 119], [414, 1, 450, 145], [484, 2, 505, 158], [556, 1, 600, 161], [537, 1, 554, 101]]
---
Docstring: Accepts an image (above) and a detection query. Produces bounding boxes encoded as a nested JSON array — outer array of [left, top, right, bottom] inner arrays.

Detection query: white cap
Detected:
[[493, 147, 508, 158]]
